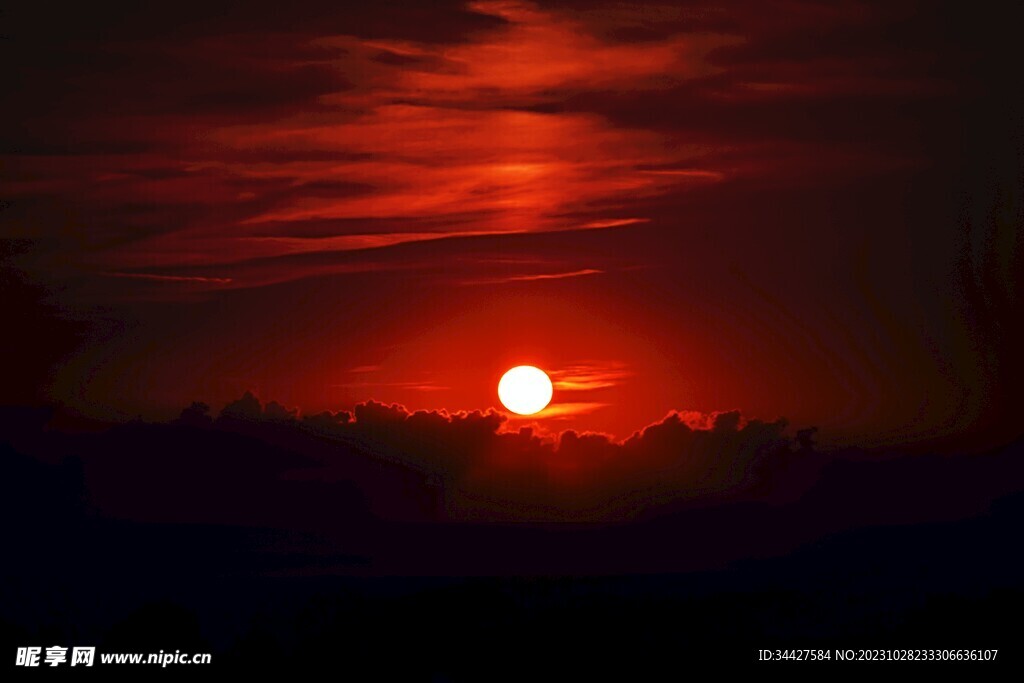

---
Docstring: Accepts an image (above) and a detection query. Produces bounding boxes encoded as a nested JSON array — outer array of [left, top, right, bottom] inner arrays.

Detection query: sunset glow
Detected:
[[2, 0, 1019, 446], [4, 0, 1022, 673]]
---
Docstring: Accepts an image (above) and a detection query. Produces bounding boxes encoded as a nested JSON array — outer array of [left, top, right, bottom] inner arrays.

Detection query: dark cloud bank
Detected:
[[4, 395, 1024, 672]]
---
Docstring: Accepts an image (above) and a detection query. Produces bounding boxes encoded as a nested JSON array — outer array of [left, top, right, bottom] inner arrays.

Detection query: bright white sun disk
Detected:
[[498, 366, 553, 415]]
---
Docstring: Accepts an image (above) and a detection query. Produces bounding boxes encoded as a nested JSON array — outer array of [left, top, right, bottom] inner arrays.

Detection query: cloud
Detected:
[[3, 0, 732, 293], [331, 381, 449, 393], [8, 0, 982, 300], [549, 362, 631, 391], [348, 365, 382, 374], [101, 272, 233, 285], [197, 392, 796, 521], [511, 401, 611, 420], [460, 268, 603, 286]]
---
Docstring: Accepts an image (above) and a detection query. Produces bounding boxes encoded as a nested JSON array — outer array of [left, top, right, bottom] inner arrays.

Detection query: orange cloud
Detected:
[[550, 362, 631, 392]]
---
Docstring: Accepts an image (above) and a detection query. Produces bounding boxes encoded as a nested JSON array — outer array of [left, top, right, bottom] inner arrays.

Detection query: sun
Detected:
[[498, 366, 553, 415]]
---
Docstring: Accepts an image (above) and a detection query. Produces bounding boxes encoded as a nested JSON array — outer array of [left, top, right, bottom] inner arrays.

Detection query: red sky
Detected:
[[2, 1, 1021, 447]]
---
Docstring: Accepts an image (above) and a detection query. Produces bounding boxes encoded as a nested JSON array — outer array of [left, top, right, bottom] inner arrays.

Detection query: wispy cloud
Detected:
[[577, 218, 650, 229], [504, 401, 611, 420], [348, 365, 381, 374], [12, 1, 731, 292], [460, 268, 603, 286], [550, 362, 631, 392], [100, 272, 233, 284], [331, 381, 448, 392], [7, 0, 953, 300]]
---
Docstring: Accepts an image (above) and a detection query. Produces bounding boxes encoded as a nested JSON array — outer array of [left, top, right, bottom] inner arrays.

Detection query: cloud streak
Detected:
[[460, 268, 603, 286], [101, 272, 234, 285]]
